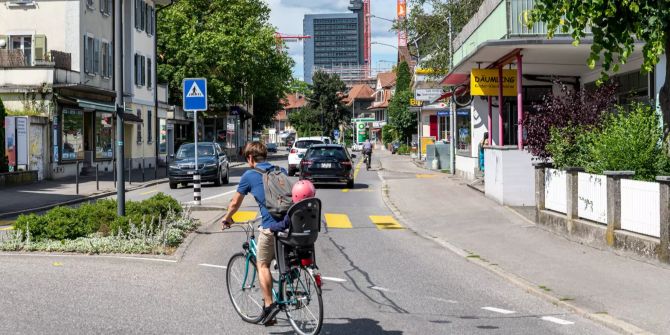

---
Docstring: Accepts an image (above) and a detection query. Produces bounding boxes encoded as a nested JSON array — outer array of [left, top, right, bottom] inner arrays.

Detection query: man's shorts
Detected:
[[257, 227, 275, 265]]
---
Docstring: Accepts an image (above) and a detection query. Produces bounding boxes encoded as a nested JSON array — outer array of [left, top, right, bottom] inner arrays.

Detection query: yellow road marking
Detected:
[[416, 174, 438, 179], [0, 220, 14, 230], [353, 159, 364, 179], [52, 262, 63, 267], [233, 211, 258, 222], [0, 226, 14, 231], [324, 213, 353, 229], [140, 189, 160, 195], [369, 215, 404, 230], [341, 188, 350, 193]]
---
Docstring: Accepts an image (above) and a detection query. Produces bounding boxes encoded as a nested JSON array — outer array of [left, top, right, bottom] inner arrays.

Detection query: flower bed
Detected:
[[0, 193, 198, 254]]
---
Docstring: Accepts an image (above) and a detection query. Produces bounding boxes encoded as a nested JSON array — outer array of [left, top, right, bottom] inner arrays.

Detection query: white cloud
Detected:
[[267, 0, 400, 79]]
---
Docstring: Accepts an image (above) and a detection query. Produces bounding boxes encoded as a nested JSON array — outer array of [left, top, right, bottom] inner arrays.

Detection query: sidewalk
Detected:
[[377, 150, 669, 335], [0, 167, 170, 218]]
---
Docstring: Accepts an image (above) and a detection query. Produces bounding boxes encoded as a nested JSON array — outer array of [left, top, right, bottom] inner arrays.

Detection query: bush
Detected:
[[396, 144, 410, 155], [546, 126, 593, 169], [13, 193, 183, 241], [381, 125, 397, 145], [583, 103, 670, 181]]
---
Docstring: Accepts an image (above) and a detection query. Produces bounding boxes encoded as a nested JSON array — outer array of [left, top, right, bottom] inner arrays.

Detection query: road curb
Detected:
[[172, 208, 226, 262], [0, 178, 169, 219], [376, 155, 653, 335]]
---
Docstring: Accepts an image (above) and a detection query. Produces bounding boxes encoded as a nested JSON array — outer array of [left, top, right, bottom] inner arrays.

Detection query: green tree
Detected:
[[288, 106, 321, 137], [388, 62, 414, 142], [0, 97, 6, 172], [530, 0, 670, 132], [396, 0, 485, 74], [288, 78, 311, 95], [157, 0, 293, 125], [307, 71, 348, 137]]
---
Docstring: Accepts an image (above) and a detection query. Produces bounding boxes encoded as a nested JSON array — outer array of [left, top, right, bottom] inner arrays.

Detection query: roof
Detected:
[[343, 84, 375, 105], [283, 93, 307, 110], [369, 88, 393, 110], [377, 72, 396, 88]]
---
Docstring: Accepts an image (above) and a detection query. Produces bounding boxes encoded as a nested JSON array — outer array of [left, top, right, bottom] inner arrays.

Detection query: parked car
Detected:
[[307, 136, 332, 144], [169, 142, 229, 189], [267, 143, 278, 153], [288, 138, 325, 176], [299, 144, 356, 188]]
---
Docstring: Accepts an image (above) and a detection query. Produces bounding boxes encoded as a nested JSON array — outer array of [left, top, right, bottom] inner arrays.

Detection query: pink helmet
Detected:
[[292, 180, 316, 203]]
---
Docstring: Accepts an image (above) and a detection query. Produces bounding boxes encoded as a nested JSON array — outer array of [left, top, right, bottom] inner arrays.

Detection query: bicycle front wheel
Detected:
[[281, 267, 323, 335], [226, 252, 264, 323]]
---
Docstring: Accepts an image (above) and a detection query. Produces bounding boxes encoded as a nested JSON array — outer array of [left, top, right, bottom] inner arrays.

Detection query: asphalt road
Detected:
[[0, 149, 618, 334]]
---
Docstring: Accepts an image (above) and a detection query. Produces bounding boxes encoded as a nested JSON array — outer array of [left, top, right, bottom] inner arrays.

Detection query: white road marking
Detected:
[[321, 276, 347, 283], [429, 297, 458, 304], [370, 286, 390, 292], [199, 263, 227, 269], [0, 253, 178, 263], [113, 256, 178, 263], [541, 316, 574, 325], [202, 190, 237, 201], [482, 307, 516, 314]]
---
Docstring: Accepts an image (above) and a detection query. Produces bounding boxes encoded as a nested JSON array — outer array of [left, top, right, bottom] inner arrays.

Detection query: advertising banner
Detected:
[[5, 116, 16, 170], [15, 116, 28, 166], [470, 69, 517, 96]]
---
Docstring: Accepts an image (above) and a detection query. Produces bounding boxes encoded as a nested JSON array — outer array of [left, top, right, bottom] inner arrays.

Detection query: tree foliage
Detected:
[[288, 107, 322, 137], [396, 0, 485, 74], [388, 61, 414, 143], [157, 0, 293, 126], [306, 71, 348, 137], [396, 61, 411, 91], [524, 84, 617, 160], [530, 0, 670, 130], [0, 97, 6, 172]]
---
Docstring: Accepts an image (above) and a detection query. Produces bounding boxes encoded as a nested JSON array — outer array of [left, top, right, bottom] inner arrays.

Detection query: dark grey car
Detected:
[[299, 144, 355, 188], [169, 142, 229, 189]]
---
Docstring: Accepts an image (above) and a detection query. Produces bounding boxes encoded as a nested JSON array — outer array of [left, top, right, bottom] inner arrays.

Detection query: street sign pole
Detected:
[[183, 78, 207, 206], [116, 103, 125, 216]]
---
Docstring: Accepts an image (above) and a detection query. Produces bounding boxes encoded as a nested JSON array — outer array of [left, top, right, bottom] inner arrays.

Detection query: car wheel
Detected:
[[169, 182, 178, 189], [214, 168, 223, 186], [347, 179, 354, 189], [223, 166, 230, 184], [181, 182, 189, 188]]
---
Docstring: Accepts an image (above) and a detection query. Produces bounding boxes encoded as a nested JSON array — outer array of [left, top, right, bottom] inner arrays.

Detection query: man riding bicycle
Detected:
[[362, 139, 373, 170], [221, 141, 285, 326]]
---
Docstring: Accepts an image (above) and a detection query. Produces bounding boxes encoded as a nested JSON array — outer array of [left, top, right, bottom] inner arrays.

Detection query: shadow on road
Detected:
[[269, 318, 403, 335]]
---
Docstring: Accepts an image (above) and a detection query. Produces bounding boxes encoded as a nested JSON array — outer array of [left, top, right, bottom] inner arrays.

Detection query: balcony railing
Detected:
[[509, 0, 591, 36], [0, 49, 71, 70]]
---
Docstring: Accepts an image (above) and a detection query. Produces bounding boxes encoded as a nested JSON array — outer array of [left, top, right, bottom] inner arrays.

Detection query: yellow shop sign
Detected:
[[470, 69, 517, 96]]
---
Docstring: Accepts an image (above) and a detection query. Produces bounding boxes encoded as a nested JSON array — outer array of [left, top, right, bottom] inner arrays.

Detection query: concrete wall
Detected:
[[451, 0, 506, 66], [485, 147, 535, 206], [455, 154, 477, 180]]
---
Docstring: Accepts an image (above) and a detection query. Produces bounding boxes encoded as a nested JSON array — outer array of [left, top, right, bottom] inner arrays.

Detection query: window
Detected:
[[86, 0, 94, 9], [93, 38, 100, 75], [134, 53, 145, 86], [147, 58, 152, 89], [100, 0, 111, 15], [135, 0, 141, 29], [147, 5, 154, 36], [84, 35, 95, 74], [10, 35, 32, 65], [147, 110, 152, 143], [141, 55, 146, 85], [136, 109, 143, 143], [95, 112, 113, 159], [101, 41, 112, 78], [62, 109, 84, 161], [141, 1, 147, 31]]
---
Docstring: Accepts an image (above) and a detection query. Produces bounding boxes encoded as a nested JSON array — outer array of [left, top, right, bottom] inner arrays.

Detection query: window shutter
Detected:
[[107, 43, 113, 78], [34, 35, 46, 62], [141, 1, 146, 31], [150, 7, 155, 35], [99, 0, 103, 13], [147, 110, 152, 143], [147, 58, 152, 89], [145, 3, 151, 35], [83, 35, 89, 73], [134, 54, 139, 85], [135, 0, 140, 29], [141, 55, 146, 86]]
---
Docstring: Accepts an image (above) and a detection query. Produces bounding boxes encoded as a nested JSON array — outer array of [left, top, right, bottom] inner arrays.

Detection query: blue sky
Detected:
[[266, 0, 399, 79]]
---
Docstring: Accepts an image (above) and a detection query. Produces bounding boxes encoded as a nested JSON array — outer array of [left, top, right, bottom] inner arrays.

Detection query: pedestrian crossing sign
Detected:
[[183, 78, 207, 111]]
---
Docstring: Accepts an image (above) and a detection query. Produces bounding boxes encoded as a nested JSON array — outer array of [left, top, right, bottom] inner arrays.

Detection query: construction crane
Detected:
[[274, 32, 312, 50]]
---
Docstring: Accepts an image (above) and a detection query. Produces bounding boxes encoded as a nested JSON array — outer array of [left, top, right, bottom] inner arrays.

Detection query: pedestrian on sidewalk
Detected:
[[478, 132, 488, 173]]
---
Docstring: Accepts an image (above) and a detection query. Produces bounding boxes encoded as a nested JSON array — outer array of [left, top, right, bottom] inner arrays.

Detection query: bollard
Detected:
[[75, 160, 80, 195], [96, 164, 99, 191], [141, 163, 145, 182], [193, 172, 201, 205]]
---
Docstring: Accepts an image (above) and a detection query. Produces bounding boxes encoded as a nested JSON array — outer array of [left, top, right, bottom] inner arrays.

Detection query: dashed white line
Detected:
[[370, 286, 390, 292], [541, 316, 574, 325], [321, 276, 347, 283], [482, 307, 516, 314], [202, 190, 237, 201], [429, 297, 458, 304], [199, 263, 227, 269]]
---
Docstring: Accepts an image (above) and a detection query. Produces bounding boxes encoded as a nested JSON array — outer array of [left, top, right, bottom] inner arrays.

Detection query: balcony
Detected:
[[0, 49, 77, 88], [508, 0, 591, 36], [0, 49, 71, 70]]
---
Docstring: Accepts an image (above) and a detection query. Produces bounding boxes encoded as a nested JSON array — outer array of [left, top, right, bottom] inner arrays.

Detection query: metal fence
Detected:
[[508, 0, 592, 36], [545, 168, 567, 213], [577, 172, 607, 224]]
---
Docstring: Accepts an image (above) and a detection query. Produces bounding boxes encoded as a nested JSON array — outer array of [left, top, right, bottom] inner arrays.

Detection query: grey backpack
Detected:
[[254, 166, 294, 220]]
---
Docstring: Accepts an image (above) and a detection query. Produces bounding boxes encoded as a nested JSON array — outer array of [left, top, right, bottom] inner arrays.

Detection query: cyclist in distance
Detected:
[[221, 141, 285, 326], [362, 138, 372, 170]]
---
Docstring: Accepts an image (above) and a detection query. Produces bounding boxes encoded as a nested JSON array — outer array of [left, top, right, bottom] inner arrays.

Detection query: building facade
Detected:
[[303, 12, 362, 84]]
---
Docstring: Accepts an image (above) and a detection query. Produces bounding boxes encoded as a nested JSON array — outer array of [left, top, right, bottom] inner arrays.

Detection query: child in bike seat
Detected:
[[266, 180, 316, 233]]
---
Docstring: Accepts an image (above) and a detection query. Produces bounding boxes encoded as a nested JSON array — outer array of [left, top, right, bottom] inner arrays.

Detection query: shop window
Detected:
[[159, 119, 168, 155], [95, 112, 113, 159], [62, 109, 84, 161]]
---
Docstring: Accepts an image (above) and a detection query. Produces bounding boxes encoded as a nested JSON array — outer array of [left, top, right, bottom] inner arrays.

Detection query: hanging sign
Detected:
[[470, 69, 517, 96]]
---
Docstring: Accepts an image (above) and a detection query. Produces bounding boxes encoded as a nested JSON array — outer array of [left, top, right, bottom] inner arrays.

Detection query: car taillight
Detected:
[[290, 149, 297, 154], [301, 258, 313, 267], [340, 161, 352, 167]]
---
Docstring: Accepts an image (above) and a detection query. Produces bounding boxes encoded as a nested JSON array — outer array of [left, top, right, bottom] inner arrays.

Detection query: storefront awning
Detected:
[[123, 112, 143, 123], [76, 99, 116, 112]]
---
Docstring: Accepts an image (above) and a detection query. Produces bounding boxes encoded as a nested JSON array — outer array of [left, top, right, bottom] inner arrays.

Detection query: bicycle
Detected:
[[226, 217, 324, 335], [363, 150, 371, 170]]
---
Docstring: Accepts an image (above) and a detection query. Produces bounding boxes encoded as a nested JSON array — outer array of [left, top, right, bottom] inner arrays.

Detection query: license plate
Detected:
[[187, 171, 195, 175], [320, 163, 332, 169]]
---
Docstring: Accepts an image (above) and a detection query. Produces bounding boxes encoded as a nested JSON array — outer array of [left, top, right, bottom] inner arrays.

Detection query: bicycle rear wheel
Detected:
[[226, 252, 264, 323], [281, 267, 323, 335]]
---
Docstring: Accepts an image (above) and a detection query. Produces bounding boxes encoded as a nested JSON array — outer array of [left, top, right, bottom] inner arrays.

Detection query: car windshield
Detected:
[[295, 140, 323, 149], [176, 144, 216, 159], [306, 147, 347, 160]]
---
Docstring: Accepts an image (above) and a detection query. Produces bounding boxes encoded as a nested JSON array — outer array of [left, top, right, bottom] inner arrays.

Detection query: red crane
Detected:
[[363, 0, 371, 78], [274, 32, 312, 50]]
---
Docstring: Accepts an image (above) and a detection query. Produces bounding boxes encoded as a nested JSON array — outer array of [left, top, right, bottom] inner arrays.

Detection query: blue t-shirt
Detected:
[[237, 162, 287, 229]]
